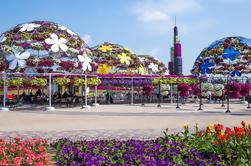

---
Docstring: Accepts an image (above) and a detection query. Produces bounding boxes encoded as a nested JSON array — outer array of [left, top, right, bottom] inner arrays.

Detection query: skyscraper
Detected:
[[168, 19, 183, 75]]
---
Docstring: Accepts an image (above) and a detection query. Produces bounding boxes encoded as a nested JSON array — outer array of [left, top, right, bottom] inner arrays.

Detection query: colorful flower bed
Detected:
[[0, 138, 49, 166], [52, 138, 223, 166]]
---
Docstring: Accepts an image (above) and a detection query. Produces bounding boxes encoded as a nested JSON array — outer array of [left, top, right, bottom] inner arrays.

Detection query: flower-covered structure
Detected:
[[191, 36, 251, 76], [91, 42, 142, 74], [0, 21, 92, 73], [138, 55, 168, 75]]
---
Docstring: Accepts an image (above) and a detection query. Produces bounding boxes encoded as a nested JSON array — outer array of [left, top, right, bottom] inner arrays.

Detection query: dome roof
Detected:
[[91, 42, 142, 74], [138, 55, 168, 75], [191, 36, 251, 76], [0, 21, 91, 73]]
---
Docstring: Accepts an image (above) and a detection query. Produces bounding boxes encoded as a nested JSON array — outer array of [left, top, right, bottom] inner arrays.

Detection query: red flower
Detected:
[[214, 141, 219, 145], [214, 124, 224, 133], [218, 134, 227, 141], [225, 127, 233, 136], [234, 127, 245, 137]]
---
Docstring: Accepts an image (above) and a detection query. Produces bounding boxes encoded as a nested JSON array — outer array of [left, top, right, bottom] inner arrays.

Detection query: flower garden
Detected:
[[0, 122, 250, 165], [0, 20, 251, 165]]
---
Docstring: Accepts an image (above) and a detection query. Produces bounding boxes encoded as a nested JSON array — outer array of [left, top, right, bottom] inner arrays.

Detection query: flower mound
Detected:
[[0, 138, 49, 166], [53, 138, 223, 166]]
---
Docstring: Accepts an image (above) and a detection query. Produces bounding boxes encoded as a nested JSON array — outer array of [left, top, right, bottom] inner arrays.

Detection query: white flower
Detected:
[[78, 53, 92, 71], [6, 52, 30, 70], [148, 63, 159, 72], [19, 23, 41, 32], [59, 25, 77, 36], [45, 33, 68, 52], [1, 37, 6, 42], [139, 57, 146, 62]]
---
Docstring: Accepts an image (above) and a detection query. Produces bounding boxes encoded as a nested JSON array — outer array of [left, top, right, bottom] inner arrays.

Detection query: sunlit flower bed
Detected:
[[52, 122, 251, 166], [53, 138, 222, 166], [0, 138, 49, 166]]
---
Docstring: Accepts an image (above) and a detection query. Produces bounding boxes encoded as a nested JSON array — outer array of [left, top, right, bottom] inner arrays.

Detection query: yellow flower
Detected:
[[99, 45, 113, 52], [117, 53, 131, 65], [183, 122, 189, 129], [207, 123, 214, 132], [139, 64, 145, 75], [124, 47, 131, 52], [97, 63, 112, 74]]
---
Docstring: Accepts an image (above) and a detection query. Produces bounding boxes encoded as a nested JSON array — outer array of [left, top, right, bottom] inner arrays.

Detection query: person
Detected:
[[35, 89, 42, 96], [28, 92, 33, 103]]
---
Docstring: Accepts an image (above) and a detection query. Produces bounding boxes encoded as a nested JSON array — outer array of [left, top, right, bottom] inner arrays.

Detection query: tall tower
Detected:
[[168, 17, 183, 75]]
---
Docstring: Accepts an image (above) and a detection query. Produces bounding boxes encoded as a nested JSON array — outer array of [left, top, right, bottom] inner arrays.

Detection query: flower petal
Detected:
[[9, 59, 18, 70], [17, 52, 30, 60], [17, 59, 26, 68], [78, 55, 85, 62], [6, 54, 15, 62], [51, 44, 59, 52], [45, 38, 55, 45], [82, 63, 88, 71], [87, 64, 92, 71], [59, 38, 67, 44], [19, 24, 27, 32], [59, 43, 68, 52], [50, 33, 58, 42]]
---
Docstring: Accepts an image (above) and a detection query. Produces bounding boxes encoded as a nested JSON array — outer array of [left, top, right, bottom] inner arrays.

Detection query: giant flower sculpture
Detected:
[[0, 21, 91, 73], [92, 42, 141, 74], [191, 36, 251, 76], [137, 55, 168, 75]]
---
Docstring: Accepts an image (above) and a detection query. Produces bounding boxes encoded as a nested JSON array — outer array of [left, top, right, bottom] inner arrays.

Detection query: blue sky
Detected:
[[0, 0, 250, 74]]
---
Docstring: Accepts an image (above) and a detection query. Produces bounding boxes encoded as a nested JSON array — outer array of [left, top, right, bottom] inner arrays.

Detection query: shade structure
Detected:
[[137, 55, 168, 75], [0, 21, 92, 74], [191, 36, 251, 76], [91, 42, 142, 74]]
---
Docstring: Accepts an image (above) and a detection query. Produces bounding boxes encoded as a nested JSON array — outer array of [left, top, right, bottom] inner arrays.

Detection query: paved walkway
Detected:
[[0, 103, 250, 141]]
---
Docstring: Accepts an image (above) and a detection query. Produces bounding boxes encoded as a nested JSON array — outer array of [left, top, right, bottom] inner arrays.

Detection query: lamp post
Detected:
[[198, 77, 203, 111], [46, 73, 55, 111], [93, 76, 100, 107], [131, 77, 134, 105], [225, 75, 231, 113], [241, 76, 248, 105], [141, 82, 145, 106], [1, 72, 9, 111], [82, 74, 91, 109], [157, 77, 162, 107], [176, 83, 180, 109]]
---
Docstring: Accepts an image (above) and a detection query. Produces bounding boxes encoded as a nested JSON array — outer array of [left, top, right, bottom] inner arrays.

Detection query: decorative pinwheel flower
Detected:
[[230, 70, 242, 77], [45, 33, 68, 52], [97, 63, 112, 74], [139, 57, 146, 62], [139, 64, 145, 75], [222, 48, 240, 61], [117, 53, 131, 65], [6, 52, 30, 70], [199, 59, 214, 74], [19, 23, 41, 32], [78, 53, 92, 72], [59, 25, 77, 36], [148, 63, 159, 72], [98, 45, 112, 52]]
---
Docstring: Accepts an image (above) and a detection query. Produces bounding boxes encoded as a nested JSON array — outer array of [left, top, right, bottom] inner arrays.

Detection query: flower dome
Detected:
[[91, 42, 142, 74], [138, 55, 168, 75], [0, 21, 92, 73], [191, 36, 251, 76]]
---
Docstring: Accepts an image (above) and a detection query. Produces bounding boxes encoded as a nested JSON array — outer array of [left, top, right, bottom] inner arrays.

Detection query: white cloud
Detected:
[[82, 34, 92, 45], [131, 0, 200, 23]]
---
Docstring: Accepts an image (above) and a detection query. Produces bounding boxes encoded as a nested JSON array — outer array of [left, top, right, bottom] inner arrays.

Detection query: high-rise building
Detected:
[[168, 20, 183, 75]]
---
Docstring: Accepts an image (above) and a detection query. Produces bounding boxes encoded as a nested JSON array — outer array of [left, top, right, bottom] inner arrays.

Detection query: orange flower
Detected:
[[217, 134, 227, 141]]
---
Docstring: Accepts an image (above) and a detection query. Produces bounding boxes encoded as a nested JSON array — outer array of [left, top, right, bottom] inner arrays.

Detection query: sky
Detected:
[[0, 0, 250, 74]]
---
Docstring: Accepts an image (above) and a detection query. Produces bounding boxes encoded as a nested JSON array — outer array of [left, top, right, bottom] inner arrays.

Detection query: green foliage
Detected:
[[31, 78, 47, 86], [53, 77, 70, 86]]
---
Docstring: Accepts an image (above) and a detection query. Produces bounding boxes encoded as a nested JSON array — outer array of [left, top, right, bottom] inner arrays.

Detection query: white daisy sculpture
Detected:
[[45, 33, 68, 52], [59, 25, 77, 36], [138, 57, 146, 63], [148, 63, 159, 73], [6, 52, 30, 70], [19, 23, 41, 32], [78, 53, 92, 72]]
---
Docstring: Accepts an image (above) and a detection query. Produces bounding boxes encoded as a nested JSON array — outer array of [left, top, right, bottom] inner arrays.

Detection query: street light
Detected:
[[198, 77, 203, 111], [157, 77, 162, 107], [176, 83, 180, 109], [225, 75, 231, 113]]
